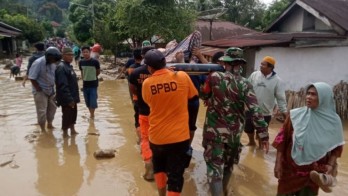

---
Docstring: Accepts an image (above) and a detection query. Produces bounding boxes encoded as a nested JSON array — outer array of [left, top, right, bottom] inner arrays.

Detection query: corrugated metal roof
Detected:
[[265, 0, 348, 33], [0, 21, 22, 37], [0, 26, 21, 36], [195, 20, 256, 42], [0, 22, 21, 32], [0, 32, 11, 37], [301, 0, 348, 31], [202, 32, 345, 48], [203, 38, 289, 48]]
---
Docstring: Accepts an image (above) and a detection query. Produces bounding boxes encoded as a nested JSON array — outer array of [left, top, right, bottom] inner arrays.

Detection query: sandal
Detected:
[[142, 174, 155, 182], [310, 170, 336, 193]]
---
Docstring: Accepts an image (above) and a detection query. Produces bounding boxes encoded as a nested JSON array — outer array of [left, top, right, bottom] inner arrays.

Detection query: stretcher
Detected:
[[166, 63, 225, 75]]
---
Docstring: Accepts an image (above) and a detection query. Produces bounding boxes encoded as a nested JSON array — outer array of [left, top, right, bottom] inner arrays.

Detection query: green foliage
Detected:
[[68, 0, 196, 56], [114, 0, 196, 47], [221, 0, 266, 30], [72, 17, 92, 43], [0, 0, 28, 16], [195, 0, 224, 11], [93, 1, 121, 56], [262, 0, 292, 29], [69, 0, 95, 43], [0, 0, 73, 40], [0, 8, 8, 17], [41, 20, 54, 37], [55, 0, 70, 9], [38, 2, 64, 23], [2, 13, 44, 43], [56, 28, 66, 37]]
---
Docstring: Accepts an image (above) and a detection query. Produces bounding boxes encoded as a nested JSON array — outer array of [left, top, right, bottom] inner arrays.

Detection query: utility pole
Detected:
[[91, 0, 95, 34], [198, 8, 227, 40]]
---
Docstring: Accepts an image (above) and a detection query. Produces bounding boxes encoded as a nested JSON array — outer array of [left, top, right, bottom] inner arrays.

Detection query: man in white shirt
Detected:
[[246, 56, 288, 147]]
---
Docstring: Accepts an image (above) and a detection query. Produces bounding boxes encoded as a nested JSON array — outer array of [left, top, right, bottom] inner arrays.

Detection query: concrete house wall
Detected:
[[253, 46, 348, 90], [278, 7, 304, 32]]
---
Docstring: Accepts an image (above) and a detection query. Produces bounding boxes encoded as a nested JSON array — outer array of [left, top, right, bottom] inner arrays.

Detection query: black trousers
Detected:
[[61, 104, 77, 130], [150, 140, 190, 193]]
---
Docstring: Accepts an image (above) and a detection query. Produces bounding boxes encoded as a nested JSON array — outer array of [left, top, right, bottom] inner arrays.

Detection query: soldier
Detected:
[[200, 47, 269, 196]]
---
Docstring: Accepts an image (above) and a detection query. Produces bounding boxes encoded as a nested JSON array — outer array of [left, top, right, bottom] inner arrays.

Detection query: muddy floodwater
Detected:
[[0, 71, 347, 196]]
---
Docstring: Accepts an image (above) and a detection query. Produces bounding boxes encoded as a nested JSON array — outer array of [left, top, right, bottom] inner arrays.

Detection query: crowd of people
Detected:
[[21, 41, 102, 136], [123, 35, 344, 195], [19, 31, 345, 196]]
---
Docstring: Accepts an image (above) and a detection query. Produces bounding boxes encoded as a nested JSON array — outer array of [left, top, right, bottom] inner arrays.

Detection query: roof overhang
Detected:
[[201, 32, 346, 51], [0, 21, 22, 37], [0, 32, 12, 37], [297, 0, 346, 35], [264, 1, 297, 32]]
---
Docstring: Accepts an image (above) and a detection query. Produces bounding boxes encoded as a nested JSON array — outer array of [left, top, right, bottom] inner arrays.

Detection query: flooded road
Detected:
[[0, 70, 347, 196]]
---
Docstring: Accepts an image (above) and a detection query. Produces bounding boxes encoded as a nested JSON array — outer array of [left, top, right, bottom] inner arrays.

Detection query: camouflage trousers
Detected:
[[203, 139, 242, 183]]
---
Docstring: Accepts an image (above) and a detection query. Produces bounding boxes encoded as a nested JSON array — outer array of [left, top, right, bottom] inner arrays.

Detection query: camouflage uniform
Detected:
[[200, 48, 268, 184]]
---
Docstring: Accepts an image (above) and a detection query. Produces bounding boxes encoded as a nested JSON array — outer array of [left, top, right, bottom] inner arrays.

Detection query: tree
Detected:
[[195, 0, 224, 11], [69, 1, 93, 43], [220, 0, 266, 30], [93, 0, 122, 58], [2, 13, 44, 43], [41, 20, 54, 37], [38, 2, 64, 23], [113, 0, 196, 48], [262, 0, 292, 29]]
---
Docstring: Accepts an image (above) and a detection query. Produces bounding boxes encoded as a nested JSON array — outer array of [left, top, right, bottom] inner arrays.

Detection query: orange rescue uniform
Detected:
[[142, 69, 198, 145]]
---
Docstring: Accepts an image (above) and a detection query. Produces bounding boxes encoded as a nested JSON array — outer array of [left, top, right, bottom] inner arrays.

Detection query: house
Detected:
[[195, 19, 256, 42], [0, 21, 22, 58], [195, 19, 256, 61], [201, 0, 348, 91]]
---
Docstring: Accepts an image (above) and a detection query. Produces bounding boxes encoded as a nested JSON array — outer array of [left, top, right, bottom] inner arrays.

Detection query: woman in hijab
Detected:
[[272, 82, 345, 195]]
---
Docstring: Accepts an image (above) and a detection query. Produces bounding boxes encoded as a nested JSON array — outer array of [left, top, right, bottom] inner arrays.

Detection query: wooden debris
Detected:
[[93, 149, 116, 159]]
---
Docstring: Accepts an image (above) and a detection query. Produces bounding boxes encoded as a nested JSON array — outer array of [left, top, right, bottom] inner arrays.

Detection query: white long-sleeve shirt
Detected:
[[248, 70, 287, 116]]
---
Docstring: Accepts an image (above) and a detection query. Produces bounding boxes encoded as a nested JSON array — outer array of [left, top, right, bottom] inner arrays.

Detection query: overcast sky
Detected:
[[261, 0, 274, 5]]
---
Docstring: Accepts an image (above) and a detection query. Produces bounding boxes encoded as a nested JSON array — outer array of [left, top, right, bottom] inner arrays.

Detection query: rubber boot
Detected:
[[210, 180, 223, 196]]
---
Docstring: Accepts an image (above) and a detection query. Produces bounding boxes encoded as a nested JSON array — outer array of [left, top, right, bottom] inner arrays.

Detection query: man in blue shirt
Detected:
[[29, 47, 61, 132]]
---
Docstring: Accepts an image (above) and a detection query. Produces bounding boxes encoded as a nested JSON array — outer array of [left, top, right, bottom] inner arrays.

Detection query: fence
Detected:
[[285, 81, 348, 120]]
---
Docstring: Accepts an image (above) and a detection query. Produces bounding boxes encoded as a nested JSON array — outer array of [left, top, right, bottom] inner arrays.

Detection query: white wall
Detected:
[[315, 18, 331, 31], [279, 7, 304, 32], [253, 46, 348, 90]]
